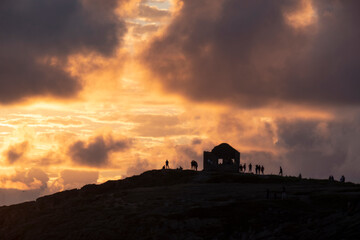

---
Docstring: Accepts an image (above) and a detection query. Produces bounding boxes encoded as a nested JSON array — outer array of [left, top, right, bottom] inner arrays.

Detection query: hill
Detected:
[[0, 170, 359, 239]]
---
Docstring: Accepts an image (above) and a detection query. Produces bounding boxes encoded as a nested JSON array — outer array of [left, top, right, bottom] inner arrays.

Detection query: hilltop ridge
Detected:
[[0, 170, 359, 239]]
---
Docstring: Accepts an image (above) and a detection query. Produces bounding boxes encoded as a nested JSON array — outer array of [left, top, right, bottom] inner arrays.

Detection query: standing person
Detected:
[[243, 163, 246, 172], [249, 163, 252, 173], [340, 175, 345, 183], [261, 165, 264, 175], [165, 160, 169, 169], [279, 166, 283, 176]]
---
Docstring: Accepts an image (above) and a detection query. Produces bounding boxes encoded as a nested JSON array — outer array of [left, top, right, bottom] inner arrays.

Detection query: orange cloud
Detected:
[[284, 0, 317, 29]]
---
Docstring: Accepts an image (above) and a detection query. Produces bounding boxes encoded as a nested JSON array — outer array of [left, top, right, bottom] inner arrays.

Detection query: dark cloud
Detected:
[[242, 151, 277, 164], [142, 0, 360, 107], [241, 151, 279, 174], [174, 145, 202, 169], [4, 141, 29, 164], [191, 138, 202, 145], [0, 0, 127, 103], [8, 168, 49, 190], [68, 135, 131, 167], [126, 158, 153, 177], [276, 120, 327, 149], [275, 118, 360, 181]]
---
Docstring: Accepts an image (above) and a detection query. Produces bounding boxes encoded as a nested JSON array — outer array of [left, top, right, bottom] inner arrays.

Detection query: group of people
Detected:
[[329, 175, 346, 182], [162, 159, 170, 169], [239, 163, 265, 175], [162, 159, 198, 171], [162, 159, 283, 178], [162, 160, 347, 184], [255, 165, 265, 175], [163, 159, 270, 176]]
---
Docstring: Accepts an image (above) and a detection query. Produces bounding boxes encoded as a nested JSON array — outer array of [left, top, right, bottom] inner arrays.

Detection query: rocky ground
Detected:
[[0, 170, 359, 240]]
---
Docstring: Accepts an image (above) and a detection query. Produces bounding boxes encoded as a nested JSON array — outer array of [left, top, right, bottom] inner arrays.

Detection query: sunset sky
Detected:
[[1, 0, 360, 205]]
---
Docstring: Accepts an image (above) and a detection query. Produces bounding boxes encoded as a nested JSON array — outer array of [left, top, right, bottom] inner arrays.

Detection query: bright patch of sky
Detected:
[[147, 0, 171, 10]]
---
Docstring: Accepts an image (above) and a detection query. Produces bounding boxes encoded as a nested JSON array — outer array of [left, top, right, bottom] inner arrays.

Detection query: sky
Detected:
[[1, 0, 360, 205]]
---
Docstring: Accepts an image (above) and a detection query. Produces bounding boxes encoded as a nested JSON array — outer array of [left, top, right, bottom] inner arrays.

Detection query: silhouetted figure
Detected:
[[299, 173, 302, 179], [191, 160, 198, 171], [329, 175, 334, 181], [239, 164, 243, 172], [162, 165, 165, 170], [165, 160, 169, 169], [243, 163, 246, 172], [249, 163, 252, 173], [261, 165, 264, 175], [279, 166, 283, 176], [340, 175, 345, 183]]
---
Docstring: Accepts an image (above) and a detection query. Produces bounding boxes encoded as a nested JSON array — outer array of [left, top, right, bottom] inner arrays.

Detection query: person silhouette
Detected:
[[261, 165, 264, 175], [165, 160, 169, 169], [249, 163, 252, 173], [340, 175, 345, 183], [243, 163, 246, 172], [191, 160, 198, 171], [239, 164, 243, 172], [279, 166, 283, 176]]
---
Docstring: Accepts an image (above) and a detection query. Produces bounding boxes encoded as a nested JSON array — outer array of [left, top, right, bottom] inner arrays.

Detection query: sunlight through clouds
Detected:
[[1, 0, 360, 206]]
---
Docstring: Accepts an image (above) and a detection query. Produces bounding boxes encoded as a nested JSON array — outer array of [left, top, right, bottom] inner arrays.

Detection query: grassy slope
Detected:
[[0, 170, 359, 240]]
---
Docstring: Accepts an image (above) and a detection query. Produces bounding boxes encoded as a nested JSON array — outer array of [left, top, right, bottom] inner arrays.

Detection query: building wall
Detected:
[[203, 151, 240, 173]]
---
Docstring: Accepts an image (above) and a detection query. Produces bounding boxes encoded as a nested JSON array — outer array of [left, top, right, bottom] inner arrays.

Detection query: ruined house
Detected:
[[203, 143, 240, 172]]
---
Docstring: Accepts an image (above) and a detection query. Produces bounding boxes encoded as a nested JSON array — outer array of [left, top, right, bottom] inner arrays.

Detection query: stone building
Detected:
[[203, 143, 240, 172]]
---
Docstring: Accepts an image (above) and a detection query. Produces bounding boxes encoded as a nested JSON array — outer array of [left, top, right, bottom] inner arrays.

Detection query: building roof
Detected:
[[211, 143, 239, 158]]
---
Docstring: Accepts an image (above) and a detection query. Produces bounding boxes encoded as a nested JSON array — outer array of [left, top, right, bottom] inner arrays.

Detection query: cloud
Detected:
[[241, 151, 279, 174], [126, 158, 153, 177], [0, 188, 42, 206], [174, 145, 203, 169], [3, 141, 29, 164], [0, 168, 49, 191], [142, 0, 360, 108], [59, 169, 99, 190], [138, 4, 170, 21], [191, 138, 202, 145], [0, 169, 98, 205], [128, 114, 191, 137], [132, 23, 159, 36], [275, 117, 360, 181], [68, 134, 132, 167], [0, 0, 128, 104]]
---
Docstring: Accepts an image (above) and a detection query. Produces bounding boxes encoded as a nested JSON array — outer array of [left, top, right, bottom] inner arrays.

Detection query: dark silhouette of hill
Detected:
[[0, 170, 360, 239]]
